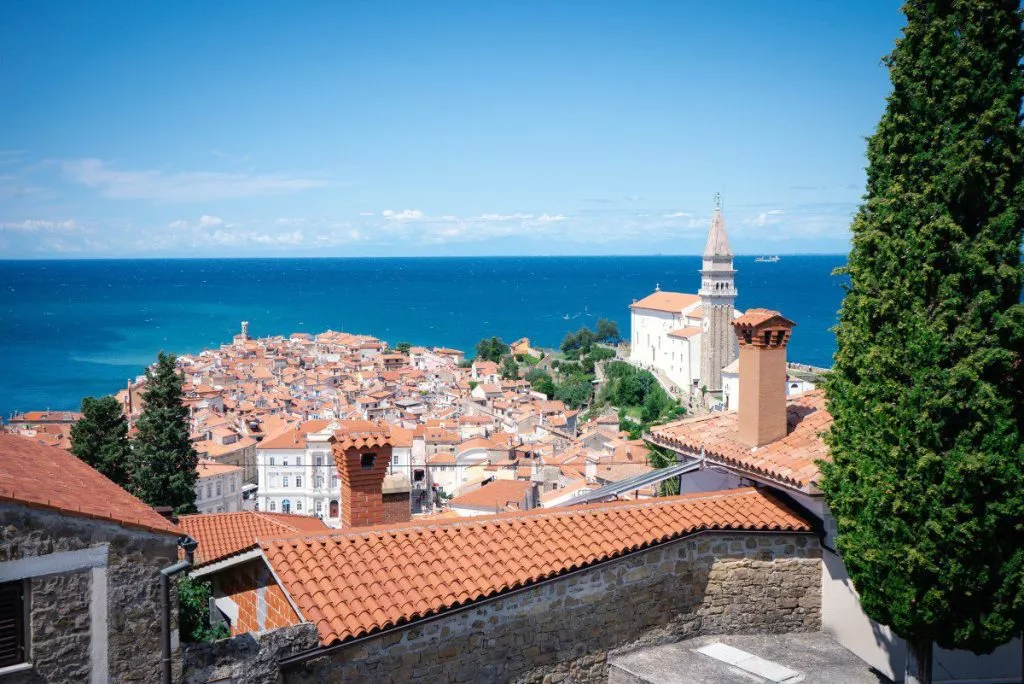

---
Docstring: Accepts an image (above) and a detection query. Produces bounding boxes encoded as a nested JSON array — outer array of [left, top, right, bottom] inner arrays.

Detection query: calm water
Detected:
[[0, 256, 847, 418]]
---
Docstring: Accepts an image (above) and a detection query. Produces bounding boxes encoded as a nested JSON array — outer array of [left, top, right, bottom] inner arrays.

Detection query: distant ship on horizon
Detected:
[[755, 255, 781, 263]]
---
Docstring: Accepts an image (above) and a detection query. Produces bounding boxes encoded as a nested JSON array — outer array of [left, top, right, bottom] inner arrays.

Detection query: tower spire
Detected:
[[698, 200, 738, 394]]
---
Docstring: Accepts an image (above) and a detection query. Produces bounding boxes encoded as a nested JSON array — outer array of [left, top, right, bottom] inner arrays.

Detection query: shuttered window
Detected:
[[0, 580, 26, 668]]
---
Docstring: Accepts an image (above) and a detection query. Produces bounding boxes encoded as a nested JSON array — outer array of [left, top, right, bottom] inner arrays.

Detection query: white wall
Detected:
[[822, 545, 1022, 682]]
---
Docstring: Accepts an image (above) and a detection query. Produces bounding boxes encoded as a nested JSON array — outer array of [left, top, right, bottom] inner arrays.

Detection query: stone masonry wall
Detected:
[[0, 503, 179, 684], [276, 531, 821, 684]]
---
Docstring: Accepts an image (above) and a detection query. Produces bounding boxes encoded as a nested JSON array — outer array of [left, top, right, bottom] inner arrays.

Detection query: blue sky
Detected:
[[0, 2, 903, 258]]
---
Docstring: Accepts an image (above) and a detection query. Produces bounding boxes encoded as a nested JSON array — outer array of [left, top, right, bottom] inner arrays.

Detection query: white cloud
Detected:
[[663, 211, 691, 219], [275, 217, 308, 226], [251, 230, 303, 246], [199, 214, 224, 227], [0, 219, 77, 233], [167, 219, 189, 230], [475, 213, 533, 222], [535, 213, 566, 223], [61, 158, 329, 203], [382, 209, 424, 221], [752, 209, 785, 226], [358, 211, 374, 216]]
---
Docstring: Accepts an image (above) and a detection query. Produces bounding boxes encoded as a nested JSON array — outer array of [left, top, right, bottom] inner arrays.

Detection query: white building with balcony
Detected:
[[256, 420, 343, 526]]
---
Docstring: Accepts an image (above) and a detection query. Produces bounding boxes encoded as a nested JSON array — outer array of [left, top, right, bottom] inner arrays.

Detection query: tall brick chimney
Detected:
[[331, 422, 395, 528], [732, 309, 795, 447]]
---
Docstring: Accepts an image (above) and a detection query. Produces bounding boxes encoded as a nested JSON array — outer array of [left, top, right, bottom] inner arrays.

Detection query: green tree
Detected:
[[500, 355, 519, 380], [820, 3, 1024, 681], [70, 396, 132, 487], [526, 367, 556, 398], [178, 576, 229, 643], [554, 377, 592, 409], [596, 318, 621, 344], [394, 341, 412, 355], [131, 353, 200, 515], [475, 337, 509, 363], [560, 326, 596, 356], [640, 389, 663, 424]]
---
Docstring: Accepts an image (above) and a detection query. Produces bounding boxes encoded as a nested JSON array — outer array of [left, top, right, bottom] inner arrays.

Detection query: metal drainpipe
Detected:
[[161, 535, 199, 684]]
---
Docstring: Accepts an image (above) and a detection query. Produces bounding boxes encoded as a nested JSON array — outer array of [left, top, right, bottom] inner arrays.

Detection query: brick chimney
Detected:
[[732, 309, 795, 447], [331, 422, 395, 528]]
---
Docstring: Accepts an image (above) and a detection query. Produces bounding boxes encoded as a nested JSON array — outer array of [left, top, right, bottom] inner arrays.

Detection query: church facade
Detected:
[[629, 204, 740, 396]]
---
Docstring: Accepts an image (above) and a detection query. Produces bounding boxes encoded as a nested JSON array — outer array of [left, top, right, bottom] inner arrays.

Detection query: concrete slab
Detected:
[[608, 632, 892, 684]]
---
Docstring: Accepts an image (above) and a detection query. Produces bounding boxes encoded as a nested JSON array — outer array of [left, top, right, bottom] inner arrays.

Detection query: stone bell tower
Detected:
[[698, 194, 738, 393]]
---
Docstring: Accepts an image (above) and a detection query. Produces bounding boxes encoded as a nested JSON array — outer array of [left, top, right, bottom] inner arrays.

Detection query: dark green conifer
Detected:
[[131, 352, 199, 515], [821, 2, 1024, 681], [70, 395, 132, 487]]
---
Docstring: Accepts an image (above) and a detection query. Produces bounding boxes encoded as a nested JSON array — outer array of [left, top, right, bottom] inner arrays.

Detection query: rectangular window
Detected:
[[283, 458, 289, 466], [230, 480, 235, 493], [315, 500, 323, 513], [315, 476, 324, 489], [216, 482, 222, 496], [0, 580, 27, 668], [206, 484, 212, 499], [269, 500, 276, 512], [269, 456, 275, 466], [331, 475, 338, 488], [296, 457, 302, 466], [361, 453, 376, 470], [315, 455, 323, 466], [282, 476, 289, 488], [295, 476, 302, 488]]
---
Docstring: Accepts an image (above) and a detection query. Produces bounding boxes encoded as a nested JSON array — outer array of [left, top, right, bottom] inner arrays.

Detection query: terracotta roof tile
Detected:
[[649, 390, 830, 491], [179, 511, 330, 566], [449, 479, 532, 510], [261, 487, 811, 645], [0, 433, 180, 536], [630, 291, 699, 313]]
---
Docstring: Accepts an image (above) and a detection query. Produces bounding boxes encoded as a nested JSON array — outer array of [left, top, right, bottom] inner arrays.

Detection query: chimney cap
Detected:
[[732, 308, 795, 330]]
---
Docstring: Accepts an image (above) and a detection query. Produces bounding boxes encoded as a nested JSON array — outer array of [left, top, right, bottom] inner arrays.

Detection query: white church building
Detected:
[[630, 202, 741, 397]]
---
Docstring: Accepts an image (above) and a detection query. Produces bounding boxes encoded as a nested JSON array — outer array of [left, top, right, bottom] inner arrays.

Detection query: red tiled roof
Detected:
[[448, 479, 532, 510], [179, 511, 330, 566], [649, 390, 830, 491], [667, 326, 701, 339], [630, 291, 699, 313], [0, 434, 180, 536], [261, 487, 811, 645]]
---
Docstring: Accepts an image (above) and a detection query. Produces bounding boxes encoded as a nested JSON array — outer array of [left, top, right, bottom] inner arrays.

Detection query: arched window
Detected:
[[282, 499, 291, 514], [329, 500, 339, 518]]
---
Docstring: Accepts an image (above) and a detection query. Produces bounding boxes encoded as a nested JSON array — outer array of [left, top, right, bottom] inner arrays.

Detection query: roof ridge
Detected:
[[260, 487, 766, 547]]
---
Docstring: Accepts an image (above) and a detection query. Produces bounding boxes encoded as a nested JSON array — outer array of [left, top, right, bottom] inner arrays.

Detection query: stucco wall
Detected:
[[275, 531, 822, 683], [0, 503, 179, 684]]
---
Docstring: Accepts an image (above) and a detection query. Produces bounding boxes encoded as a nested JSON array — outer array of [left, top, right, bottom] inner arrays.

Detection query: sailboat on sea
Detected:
[[755, 255, 780, 263]]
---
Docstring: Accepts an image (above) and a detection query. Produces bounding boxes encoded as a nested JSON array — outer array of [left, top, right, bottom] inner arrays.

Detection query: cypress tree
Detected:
[[70, 395, 132, 487], [132, 352, 199, 515], [821, 2, 1024, 681]]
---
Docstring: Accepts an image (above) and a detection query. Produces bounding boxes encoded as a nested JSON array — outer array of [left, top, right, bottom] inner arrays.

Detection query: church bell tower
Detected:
[[698, 194, 738, 393]]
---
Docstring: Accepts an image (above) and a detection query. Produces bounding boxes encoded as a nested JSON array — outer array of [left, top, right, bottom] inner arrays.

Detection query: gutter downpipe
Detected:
[[161, 535, 199, 684]]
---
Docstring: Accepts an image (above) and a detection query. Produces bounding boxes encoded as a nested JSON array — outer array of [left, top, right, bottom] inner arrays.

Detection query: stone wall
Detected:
[[0, 503, 179, 684], [183, 623, 320, 684], [273, 531, 821, 684]]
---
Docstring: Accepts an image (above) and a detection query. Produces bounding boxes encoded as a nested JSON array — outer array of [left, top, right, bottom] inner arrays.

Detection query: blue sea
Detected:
[[0, 256, 847, 419]]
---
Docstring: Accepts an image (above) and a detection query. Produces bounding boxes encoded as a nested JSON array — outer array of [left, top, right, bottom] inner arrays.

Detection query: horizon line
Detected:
[[0, 252, 850, 263]]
